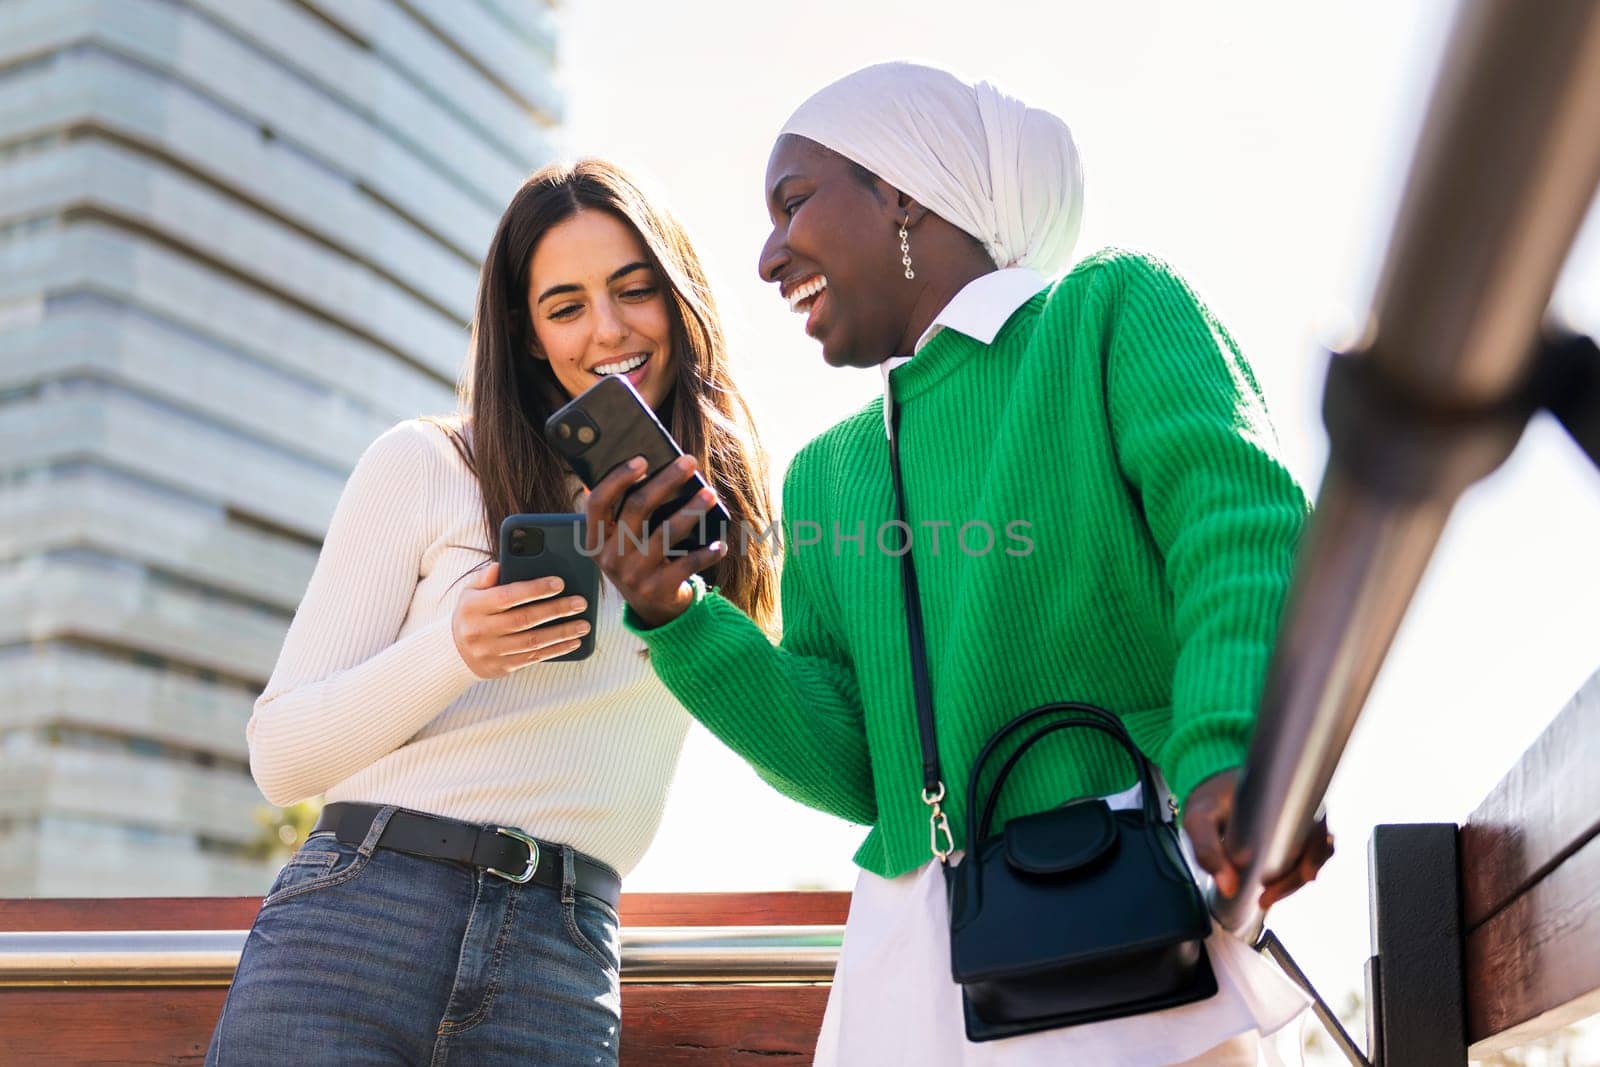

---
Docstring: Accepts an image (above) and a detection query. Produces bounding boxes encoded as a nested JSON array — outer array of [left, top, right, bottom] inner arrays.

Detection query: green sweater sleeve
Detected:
[[623, 461, 876, 825], [1105, 255, 1309, 808]]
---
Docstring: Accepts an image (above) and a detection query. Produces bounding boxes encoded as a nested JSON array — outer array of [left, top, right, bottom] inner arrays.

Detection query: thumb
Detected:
[[1213, 839, 1241, 899], [472, 561, 500, 589]]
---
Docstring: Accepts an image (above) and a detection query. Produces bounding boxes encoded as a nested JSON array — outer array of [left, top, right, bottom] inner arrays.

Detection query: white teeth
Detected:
[[786, 276, 828, 313], [593, 353, 648, 376]]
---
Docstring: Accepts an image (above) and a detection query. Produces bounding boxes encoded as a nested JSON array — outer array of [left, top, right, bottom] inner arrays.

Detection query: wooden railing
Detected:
[[1460, 670, 1600, 1057], [1359, 668, 1600, 1064], [0, 892, 849, 1065]]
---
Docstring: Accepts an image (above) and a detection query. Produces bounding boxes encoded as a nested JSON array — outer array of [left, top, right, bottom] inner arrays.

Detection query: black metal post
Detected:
[[1366, 824, 1467, 1067]]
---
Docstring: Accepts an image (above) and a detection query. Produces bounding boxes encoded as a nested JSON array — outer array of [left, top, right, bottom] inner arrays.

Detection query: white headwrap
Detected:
[[779, 62, 1084, 277]]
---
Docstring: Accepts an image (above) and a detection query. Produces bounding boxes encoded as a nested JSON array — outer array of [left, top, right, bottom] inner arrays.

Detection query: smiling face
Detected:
[[758, 136, 916, 368], [526, 208, 677, 408]]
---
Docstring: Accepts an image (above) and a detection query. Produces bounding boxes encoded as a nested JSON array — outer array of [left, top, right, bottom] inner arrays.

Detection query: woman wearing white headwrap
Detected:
[[586, 62, 1332, 1065], [779, 61, 1085, 280]]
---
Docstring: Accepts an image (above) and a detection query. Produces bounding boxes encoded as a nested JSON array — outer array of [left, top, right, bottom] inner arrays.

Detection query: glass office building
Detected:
[[0, 0, 561, 894]]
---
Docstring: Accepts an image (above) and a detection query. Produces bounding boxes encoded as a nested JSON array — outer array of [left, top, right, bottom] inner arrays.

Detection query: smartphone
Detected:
[[544, 375, 730, 552], [497, 513, 600, 662]]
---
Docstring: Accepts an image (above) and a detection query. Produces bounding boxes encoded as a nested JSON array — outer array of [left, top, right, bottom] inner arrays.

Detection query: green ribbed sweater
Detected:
[[626, 249, 1308, 878]]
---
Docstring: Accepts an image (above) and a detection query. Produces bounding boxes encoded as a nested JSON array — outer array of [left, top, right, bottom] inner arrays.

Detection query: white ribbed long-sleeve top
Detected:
[[246, 419, 691, 876]]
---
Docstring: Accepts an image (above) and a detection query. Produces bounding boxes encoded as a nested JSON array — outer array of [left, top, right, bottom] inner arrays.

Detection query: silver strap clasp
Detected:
[[922, 782, 954, 863]]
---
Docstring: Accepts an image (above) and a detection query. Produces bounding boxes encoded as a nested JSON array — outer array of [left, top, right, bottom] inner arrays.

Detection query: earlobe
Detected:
[[894, 192, 930, 228]]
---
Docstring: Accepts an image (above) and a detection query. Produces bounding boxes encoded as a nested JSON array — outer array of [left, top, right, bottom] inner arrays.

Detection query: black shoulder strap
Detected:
[[889, 389, 1163, 860], [887, 394, 943, 798]]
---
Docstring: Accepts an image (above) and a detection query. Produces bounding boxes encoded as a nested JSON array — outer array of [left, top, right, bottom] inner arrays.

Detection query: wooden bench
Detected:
[[0, 891, 849, 1064]]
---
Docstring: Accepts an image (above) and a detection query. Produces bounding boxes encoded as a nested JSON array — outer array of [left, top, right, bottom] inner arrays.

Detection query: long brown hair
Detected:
[[447, 159, 777, 629]]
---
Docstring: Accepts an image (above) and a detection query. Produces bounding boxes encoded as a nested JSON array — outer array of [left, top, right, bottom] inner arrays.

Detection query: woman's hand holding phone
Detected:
[[583, 454, 728, 629], [451, 562, 592, 678]]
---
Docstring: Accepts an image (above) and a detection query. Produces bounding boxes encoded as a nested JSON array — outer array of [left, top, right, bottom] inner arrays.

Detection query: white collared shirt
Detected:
[[880, 267, 1048, 436]]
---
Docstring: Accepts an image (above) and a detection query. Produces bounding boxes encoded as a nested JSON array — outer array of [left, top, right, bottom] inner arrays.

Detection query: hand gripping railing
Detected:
[[1212, 0, 1600, 938]]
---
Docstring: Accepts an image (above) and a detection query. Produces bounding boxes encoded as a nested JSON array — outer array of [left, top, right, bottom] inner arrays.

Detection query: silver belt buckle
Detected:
[[486, 826, 540, 883]]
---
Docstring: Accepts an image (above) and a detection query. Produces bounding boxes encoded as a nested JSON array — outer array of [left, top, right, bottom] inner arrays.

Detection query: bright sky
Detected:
[[561, 1, 1600, 1056]]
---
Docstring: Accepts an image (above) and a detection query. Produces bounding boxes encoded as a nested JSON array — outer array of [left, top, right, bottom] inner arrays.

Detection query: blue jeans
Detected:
[[207, 806, 622, 1065]]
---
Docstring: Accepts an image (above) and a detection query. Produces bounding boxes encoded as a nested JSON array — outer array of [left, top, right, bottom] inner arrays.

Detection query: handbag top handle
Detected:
[[966, 704, 1163, 853]]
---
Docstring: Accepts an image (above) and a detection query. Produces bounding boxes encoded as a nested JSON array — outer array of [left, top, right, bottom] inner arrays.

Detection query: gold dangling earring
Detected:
[[899, 214, 915, 280]]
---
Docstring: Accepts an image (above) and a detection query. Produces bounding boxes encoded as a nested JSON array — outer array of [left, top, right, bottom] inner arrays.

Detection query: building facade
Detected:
[[0, 0, 559, 894]]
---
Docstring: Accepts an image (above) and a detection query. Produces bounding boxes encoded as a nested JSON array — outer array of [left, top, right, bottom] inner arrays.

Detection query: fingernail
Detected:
[[547, 578, 564, 593], [568, 598, 586, 611], [710, 541, 727, 554], [576, 622, 591, 635], [630, 457, 646, 471]]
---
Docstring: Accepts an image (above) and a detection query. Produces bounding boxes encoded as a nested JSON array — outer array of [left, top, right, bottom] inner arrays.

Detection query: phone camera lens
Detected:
[[509, 526, 545, 556], [546, 410, 600, 453]]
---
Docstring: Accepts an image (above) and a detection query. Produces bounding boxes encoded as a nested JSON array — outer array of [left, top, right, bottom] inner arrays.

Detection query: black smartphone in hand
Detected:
[[544, 375, 730, 552], [497, 513, 600, 662]]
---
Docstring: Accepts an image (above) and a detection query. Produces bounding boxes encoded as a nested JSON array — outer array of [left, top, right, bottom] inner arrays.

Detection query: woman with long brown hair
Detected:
[[206, 160, 776, 1065]]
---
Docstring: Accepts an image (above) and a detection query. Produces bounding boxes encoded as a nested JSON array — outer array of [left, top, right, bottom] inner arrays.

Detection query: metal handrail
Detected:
[[0, 926, 844, 987], [1213, 0, 1600, 935], [621, 925, 842, 983]]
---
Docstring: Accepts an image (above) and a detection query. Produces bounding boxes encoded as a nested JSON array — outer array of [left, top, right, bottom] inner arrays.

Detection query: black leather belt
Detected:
[[313, 803, 621, 909]]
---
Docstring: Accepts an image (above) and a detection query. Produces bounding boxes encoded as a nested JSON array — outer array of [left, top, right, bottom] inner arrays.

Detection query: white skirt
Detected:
[[813, 784, 1309, 1067]]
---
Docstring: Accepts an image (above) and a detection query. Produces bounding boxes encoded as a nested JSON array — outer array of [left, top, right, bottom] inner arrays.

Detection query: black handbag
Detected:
[[886, 400, 1218, 1043]]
